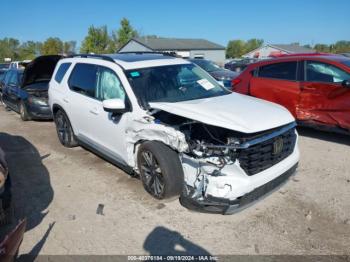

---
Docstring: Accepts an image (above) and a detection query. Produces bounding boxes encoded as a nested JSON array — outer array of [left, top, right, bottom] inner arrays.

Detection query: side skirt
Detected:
[[76, 137, 134, 176]]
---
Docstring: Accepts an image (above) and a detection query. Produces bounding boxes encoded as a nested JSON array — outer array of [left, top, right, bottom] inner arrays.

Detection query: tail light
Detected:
[[231, 78, 242, 89]]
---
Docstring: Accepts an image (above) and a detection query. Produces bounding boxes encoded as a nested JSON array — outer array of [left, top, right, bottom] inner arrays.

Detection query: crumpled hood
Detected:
[[149, 93, 295, 133]]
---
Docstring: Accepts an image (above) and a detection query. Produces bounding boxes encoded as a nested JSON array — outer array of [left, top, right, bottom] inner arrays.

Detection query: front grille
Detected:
[[238, 127, 297, 176]]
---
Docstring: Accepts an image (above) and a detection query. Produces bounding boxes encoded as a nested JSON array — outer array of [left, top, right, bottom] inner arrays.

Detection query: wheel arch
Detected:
[[52, 103, 77, 135]]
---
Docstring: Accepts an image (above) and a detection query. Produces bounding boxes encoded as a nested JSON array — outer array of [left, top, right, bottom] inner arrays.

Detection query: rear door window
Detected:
[[55, 63, 71, 83], [306, 61, 350, 83], [258, 62, 297, 81], [68, 63, 98, 98]]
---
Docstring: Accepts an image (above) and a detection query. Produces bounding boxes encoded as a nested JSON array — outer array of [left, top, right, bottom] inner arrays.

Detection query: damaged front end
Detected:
[[148, 110, 299, 214]]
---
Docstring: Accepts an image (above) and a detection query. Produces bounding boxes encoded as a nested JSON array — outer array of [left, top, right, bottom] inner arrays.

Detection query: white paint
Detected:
[[150, 93, 295, 134]]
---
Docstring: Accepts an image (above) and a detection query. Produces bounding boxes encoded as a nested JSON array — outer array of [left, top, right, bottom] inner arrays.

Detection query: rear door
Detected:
[[298, 60, 350, 129], [4, 71, 20, 109], [66, 63, 99, 138], [249, 61, 301, 117]]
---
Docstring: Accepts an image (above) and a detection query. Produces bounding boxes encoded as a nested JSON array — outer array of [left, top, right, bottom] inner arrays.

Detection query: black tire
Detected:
[[137, 141, 184, 200], [54, 110, 78, 148], [19, 101, 30, 121]]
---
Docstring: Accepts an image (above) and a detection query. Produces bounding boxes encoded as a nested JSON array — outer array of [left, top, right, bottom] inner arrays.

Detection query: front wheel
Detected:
[[137, 141, 184, 200], [19, 101, 30, 121], [54, 110, 78, 147]]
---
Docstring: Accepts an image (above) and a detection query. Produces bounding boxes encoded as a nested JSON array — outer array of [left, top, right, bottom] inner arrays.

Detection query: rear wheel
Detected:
[[54, 110, 78, 147], [19, 101, 30, 121], [137, 141, 184, 200]]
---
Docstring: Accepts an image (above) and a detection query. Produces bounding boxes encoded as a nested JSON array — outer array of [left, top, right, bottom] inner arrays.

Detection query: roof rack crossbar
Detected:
[[68, 54, 116, 63], [117, 51, 178, 57]]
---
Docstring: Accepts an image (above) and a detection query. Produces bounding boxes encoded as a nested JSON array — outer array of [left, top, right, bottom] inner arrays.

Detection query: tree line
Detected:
[[226, 39, 350, 58], [1, 17, 350, 61], [0, 18, 138, 62]]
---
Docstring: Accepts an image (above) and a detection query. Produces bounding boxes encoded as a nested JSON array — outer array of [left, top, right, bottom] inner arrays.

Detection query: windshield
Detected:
[[126, 64, 230, 105], [191, 60, 222, 72]]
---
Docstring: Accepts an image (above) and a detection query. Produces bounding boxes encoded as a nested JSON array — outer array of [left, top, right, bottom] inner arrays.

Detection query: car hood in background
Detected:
[[210, 69, 239, 80], [22, 55, 63, 88], [149, 93, 295, 134]]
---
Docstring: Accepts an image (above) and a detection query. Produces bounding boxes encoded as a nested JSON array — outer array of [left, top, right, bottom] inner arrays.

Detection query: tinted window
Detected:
[[54, 63, 71, 83], [0, 71, 5, 81], [4, 71, 12, 85], [95, 67, 125, 101], [68, 63, 98, 98], [8, 71, 18, 85], [306, 61, 350, 83], [258, 62, 297, 80]]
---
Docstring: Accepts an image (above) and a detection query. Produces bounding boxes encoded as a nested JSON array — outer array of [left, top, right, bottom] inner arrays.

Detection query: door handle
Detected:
[[89, 108, 99, 115]]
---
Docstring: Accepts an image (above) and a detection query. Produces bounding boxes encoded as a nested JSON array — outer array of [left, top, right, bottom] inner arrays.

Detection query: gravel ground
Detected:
[[0, 106, 349, 257]]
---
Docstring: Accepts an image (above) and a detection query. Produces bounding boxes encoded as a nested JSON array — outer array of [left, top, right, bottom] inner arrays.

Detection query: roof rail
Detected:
[[117, 51, 179, 57], [68, 54, 116, 63]]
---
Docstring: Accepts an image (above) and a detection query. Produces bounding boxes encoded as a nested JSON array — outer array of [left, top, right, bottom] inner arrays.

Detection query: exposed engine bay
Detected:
[[144, 109, 297, 212]]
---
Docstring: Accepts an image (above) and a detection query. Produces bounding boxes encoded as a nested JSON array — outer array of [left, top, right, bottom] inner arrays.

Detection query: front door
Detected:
[[85, 65, 130, 164], [249, 61, 301, 117], [298, 60, 350, 129], [67, 63, 130, 165]]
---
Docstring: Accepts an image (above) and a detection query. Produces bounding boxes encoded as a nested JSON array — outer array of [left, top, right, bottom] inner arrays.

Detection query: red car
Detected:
[[232, 54, 350, 134]]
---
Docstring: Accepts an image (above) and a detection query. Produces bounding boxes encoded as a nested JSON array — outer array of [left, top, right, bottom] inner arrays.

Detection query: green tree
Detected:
[[226, 39, 264, 58], [63, 41, 76, 54], [41, 37, 63, 55], [245, 39, 264, 53], [18, 41, 41, 60], [314, 44, 330, 53], [114, 18, 138, 49], [333, 40, 350, 53], [0, 38, 20, 61], [80, 25, 114, 54], [226, 40, 247, 58]]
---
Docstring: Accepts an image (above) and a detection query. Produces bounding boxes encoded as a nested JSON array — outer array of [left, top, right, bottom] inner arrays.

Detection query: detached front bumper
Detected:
[[180, 163, 298, 214], [25, 101, 52, 120]]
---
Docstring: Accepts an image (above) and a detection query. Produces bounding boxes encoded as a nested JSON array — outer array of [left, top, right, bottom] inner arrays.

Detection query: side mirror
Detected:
[[342, 80, 350, 88], [103, 98, 126, 114]]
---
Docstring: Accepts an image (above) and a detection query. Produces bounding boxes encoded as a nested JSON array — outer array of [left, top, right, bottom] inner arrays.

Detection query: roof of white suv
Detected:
[[67, 53, 191, 70]]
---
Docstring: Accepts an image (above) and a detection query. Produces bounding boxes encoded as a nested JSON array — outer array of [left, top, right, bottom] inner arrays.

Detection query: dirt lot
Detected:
[[0, 105, 349, 256]]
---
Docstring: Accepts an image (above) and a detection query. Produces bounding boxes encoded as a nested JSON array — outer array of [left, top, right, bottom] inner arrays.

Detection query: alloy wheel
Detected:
[[56, 113, 70, 145], [140, 150, 165, 198]]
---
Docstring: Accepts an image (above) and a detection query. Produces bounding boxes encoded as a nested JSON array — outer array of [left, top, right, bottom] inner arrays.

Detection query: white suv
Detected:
[[49, 53, 299, 214]]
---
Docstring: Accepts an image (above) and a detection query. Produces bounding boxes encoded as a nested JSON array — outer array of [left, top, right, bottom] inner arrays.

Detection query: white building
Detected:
[[243, 44, 315, 59], [118, 37, 226, 64]]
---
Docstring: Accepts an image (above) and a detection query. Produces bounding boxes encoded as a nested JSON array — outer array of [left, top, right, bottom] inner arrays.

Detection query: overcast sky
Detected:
[[1, 0, 349, 46]]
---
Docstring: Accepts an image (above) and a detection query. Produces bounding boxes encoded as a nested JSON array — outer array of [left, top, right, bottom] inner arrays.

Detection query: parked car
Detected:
[[225, 58, 258, 73], [2, 55, 62, 121], [188, 59, 239, 88], [0, 70, 8, 91], [0, 146, 12, 225], [9, 60, 31, 70], [0, 64, 10, 70], [232, 54, 350, 134], [49, 53, 299, 214]]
